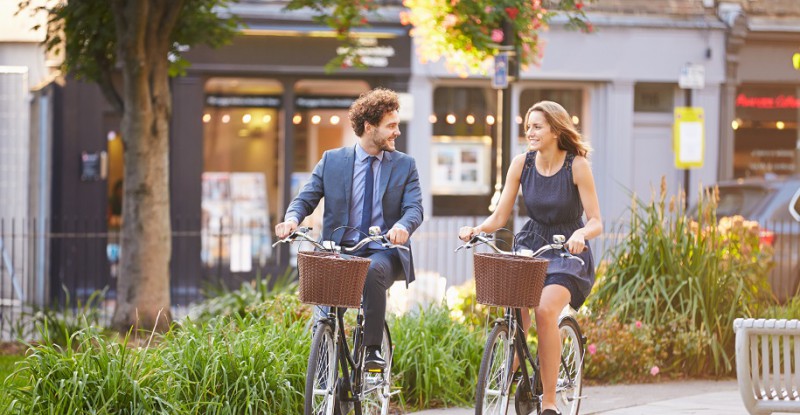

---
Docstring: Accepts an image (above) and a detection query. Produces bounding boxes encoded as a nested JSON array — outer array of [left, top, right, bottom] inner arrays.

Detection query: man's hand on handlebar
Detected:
[[386, 226, 409, 245], [275, 220, 298, 239]]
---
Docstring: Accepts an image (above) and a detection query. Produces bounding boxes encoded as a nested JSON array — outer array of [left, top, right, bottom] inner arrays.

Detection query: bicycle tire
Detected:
[[555, 316, 584, 415], [305, 322, 339, 415], [476, 322, 514, 415], [359, 323, 393, 415]]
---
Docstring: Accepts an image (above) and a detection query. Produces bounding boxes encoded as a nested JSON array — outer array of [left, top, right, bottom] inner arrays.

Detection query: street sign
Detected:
[[673, 107, 705, 168], [492, 52, 509, 89], [679, 63, 705, 90]]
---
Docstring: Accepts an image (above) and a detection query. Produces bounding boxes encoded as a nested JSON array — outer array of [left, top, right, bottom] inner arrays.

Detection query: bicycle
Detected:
[[273, 226, 408, 415], [456, 233, 587, 415]]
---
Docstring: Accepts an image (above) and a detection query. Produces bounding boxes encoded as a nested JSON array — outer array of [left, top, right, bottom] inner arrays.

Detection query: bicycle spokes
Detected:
[[555, 317, 584, 415], [477, 324, 514, 414], [359, 324, 392, 415], [306, 324, 338, 415]]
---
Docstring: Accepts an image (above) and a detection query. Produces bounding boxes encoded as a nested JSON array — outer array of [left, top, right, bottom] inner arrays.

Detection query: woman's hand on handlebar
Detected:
[[565, 231, 586, 255], [275, 220, 298, 239], [458, 226, 481, 242]]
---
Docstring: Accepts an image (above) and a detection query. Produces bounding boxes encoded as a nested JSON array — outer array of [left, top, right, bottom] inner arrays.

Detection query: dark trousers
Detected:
[[313, 247, 402, 347], [359, 247, 402, 347]]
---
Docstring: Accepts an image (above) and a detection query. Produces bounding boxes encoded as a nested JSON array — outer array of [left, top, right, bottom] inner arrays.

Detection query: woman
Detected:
[[459, 101, 602, 415]]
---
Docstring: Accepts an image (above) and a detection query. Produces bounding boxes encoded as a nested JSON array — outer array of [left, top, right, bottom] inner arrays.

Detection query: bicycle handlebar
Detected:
[[273, 226, 410, 252], [455, 232, 585, 266]]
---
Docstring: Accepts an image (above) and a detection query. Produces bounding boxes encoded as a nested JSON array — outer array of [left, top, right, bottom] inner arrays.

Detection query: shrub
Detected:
[[579, 312, 709, 383], [588, 178, 774, 376], [188, 270, 297, 324]]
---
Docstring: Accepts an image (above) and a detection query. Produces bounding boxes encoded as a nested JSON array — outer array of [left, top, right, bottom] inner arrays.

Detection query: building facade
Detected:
[[10, 0, 800, 306], [408, 1, 728, 223]]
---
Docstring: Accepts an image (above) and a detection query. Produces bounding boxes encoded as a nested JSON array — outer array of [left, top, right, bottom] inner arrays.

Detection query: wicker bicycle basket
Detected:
[[297, 251, 371, 308], [473, 253, 549, 308]]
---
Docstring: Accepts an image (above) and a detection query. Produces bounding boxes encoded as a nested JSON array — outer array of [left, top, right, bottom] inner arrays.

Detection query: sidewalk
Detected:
[[407, 379, 760, 414]]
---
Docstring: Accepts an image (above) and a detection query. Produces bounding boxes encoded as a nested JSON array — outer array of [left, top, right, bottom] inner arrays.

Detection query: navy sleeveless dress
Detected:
[[517, 151, 595, 309]]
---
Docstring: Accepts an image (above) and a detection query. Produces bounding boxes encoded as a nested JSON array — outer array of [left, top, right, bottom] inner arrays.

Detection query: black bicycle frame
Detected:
[[330, 306, 367, 415], [507, 307, 542, 406], [507, 307, 578, 410]]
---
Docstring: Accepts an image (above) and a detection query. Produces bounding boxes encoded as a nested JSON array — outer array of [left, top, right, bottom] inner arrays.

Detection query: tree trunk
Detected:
[[111, 0, 184, 333]]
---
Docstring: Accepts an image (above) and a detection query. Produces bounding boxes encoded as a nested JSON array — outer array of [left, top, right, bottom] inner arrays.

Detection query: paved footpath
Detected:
[[406, 379, 792, 414]]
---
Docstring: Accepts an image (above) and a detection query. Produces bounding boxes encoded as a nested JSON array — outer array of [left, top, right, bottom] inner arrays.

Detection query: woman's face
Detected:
[[525, 110, 557, 152]]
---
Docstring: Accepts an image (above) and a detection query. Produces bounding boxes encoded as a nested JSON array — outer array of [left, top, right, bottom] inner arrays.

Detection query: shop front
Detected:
[[43, 16, 411, 304], [732, 85, 800, 177], [719, 10, 800, 180], [172, 19, 412, 291]]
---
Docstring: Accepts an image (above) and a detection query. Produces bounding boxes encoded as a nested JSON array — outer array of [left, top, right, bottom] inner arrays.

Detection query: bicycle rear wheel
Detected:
[[359, 323, 392, 415], [555, 316, 584, 415], [476, 322, 514, 415], [305, 322, 339, 415]]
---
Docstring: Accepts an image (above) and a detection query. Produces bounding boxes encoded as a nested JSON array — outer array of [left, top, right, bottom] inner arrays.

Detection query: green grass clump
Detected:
[[391, 303, 484, 410], [3, 329, 171, 414], [162, 293, 310, 414]]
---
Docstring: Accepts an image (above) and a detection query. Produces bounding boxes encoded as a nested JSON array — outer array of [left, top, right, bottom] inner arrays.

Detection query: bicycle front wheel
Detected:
[[555, 316, 584, 415], [359, 323, 392, 415], [476, 322, 514, 415], [305, 322, 338, 415]]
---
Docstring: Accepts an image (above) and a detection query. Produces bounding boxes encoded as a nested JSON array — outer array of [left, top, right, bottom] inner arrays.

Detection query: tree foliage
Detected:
[[18, 0, 240, 333], [21, 0, 240, 113]]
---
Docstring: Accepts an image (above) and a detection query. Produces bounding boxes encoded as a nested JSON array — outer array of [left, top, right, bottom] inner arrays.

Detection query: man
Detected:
[[275, 87, 423, 370]]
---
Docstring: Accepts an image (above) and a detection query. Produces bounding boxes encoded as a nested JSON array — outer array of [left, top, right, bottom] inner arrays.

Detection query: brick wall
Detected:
[[584, 0, 708, 16], [583, 0, 800, 17]]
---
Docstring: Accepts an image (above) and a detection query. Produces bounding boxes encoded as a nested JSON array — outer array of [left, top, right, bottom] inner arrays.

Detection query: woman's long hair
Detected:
[[526, 101, 591, 157]]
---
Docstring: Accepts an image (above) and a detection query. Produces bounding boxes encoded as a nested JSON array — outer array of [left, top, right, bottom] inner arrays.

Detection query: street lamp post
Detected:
[[489, 19, 520, 241]]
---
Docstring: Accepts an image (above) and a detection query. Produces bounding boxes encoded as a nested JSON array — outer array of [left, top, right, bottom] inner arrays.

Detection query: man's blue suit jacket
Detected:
[[286, 146, 424, 285]]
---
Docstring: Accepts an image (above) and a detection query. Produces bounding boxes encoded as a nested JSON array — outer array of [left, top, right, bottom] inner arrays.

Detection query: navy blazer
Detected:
[[286, 146, 424, 285]]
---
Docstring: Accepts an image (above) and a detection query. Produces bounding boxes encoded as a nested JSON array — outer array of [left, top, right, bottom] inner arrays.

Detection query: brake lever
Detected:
[[454, 244, 471, 253], [271, 238, 290, 248]]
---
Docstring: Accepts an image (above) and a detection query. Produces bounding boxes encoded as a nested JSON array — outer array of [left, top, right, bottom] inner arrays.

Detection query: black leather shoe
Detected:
[[541, 409, 561, 415], [363, 347, 386, 372]]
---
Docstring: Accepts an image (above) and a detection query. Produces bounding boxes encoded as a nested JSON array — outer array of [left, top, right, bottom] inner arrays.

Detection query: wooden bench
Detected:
[[734, 318, 800, 415]]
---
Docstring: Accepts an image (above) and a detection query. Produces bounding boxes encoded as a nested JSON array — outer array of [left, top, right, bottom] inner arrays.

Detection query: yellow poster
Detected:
[[673, 107, 705, 168]]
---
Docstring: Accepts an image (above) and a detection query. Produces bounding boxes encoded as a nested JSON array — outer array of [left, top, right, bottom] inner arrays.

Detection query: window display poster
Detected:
[[201, 172, 271, 272], [431, 141, 491, 195]]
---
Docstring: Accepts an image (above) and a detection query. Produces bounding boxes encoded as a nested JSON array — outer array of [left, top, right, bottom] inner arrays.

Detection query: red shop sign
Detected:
[[736, 94, 800, 109]]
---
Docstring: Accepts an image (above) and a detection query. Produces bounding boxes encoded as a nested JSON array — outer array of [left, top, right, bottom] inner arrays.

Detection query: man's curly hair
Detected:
[[349, 87, 399, 137]]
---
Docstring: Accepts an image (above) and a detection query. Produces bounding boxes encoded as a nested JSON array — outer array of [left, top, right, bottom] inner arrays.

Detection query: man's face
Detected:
[[365, 110, 401, 152]]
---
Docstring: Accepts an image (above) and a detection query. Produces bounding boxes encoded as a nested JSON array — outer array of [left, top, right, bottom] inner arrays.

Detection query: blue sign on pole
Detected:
[[492, 52, 509, 89]]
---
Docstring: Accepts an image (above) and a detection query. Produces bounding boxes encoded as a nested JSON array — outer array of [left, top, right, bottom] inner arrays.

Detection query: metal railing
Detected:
[[1, 215, 797, 341]]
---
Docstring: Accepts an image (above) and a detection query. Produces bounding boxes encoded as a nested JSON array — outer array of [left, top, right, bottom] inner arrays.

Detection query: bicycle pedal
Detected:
[[366, 368, 383, 373]]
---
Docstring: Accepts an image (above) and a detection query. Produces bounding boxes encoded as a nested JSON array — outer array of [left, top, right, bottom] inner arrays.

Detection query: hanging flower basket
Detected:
[[400, 0, 593, 76]]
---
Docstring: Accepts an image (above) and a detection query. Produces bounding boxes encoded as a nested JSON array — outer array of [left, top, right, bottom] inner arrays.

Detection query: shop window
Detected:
[[202, 77, 282, 273], [634, 83, 675, 113], [431, 86, 496, 215], [733, 86, 800, 177]]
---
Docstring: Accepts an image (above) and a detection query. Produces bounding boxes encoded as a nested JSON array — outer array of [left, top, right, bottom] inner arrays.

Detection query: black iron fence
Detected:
[[0, 216, 282, 340], [1, 215, 798, 341]]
